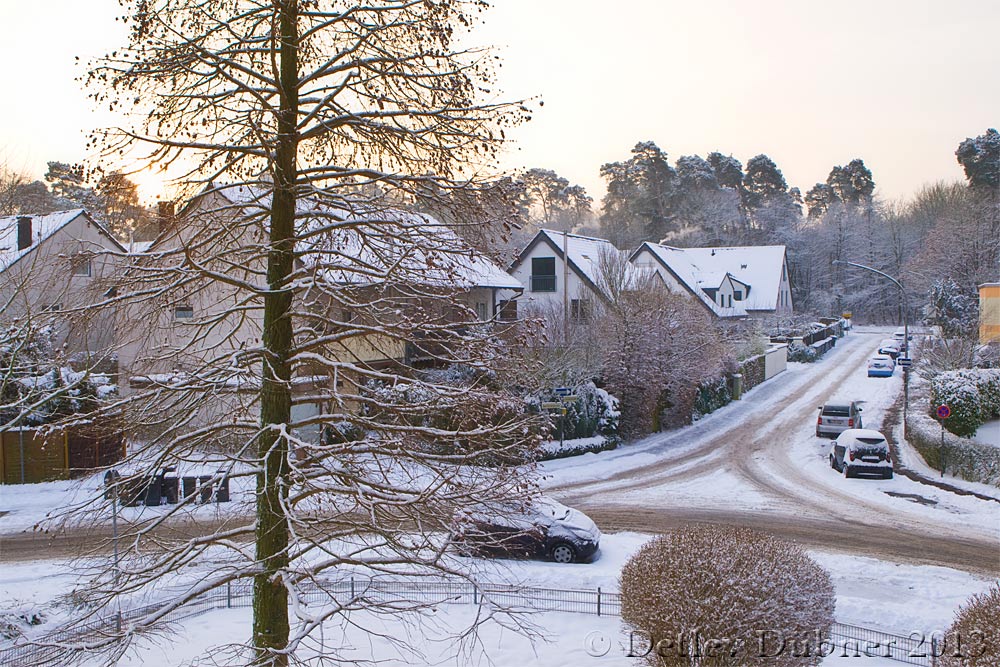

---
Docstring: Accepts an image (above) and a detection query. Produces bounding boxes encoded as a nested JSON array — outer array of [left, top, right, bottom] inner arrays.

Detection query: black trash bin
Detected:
[[161, 475, 179, 504], [215, 471, 230, 503], [119, 475, 146, 507], [143, 475, 162, 506], [182, 475, 198, 501], [198, 475, 214, 504]]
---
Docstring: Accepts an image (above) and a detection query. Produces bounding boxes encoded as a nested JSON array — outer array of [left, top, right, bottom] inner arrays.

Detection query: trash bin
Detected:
[[215, 471, 230, 503], [143, 475, 162, 506], [161, 475, 179, 504], [198, 475, 214, 504], [182, 475, 198, 501]]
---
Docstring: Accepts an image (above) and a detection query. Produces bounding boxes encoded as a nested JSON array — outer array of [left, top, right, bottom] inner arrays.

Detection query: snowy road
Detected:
[[544, 330, 1000, 574]]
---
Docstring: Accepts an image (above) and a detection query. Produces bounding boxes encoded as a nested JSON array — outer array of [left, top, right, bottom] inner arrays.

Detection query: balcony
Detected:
[[530, 275, 556, 292]]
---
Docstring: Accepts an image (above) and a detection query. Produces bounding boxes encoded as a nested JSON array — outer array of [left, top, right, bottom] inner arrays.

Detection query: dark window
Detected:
[[530, 257, 556, 292], [174, 305, 194, 319], [822, 406, 851, 417], [498, 300, 518, 321], [733, 290, 742, 301], [571, 298, 592, 323], [475, 302, 488, 321]]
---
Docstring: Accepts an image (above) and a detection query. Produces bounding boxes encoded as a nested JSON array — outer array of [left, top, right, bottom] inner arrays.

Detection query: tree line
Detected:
[[513, 129, 999, 327]]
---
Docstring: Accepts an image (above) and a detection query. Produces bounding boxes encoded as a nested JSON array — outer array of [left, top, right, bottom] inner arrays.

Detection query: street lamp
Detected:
[[832, 259, 911, 420]]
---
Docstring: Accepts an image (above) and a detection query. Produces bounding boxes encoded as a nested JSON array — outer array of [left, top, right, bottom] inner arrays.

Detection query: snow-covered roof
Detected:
[[633, 242, 787, 314], [196, 184, 521, 290], [518, 230, 646, 300], [0, 209, 91, 272], [633, 243, 746, 317], [680, 245, 787, 311]]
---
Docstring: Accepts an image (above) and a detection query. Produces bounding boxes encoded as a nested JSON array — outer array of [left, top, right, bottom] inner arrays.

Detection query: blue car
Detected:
[[867, 354, 895, 377]]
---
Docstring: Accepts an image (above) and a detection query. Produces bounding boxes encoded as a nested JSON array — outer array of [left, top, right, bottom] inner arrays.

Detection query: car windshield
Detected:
[[823, 406, 850, 416], [855, 446, 887, 457]]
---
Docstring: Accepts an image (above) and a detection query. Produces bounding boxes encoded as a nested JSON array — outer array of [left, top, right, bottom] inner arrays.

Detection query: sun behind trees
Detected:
[[63, 1, 542, 665]]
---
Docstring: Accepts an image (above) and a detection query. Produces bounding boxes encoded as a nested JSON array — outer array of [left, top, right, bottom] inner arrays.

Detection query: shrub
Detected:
[[930, 369, 1000, 437], [620, 526, 835, 667], [787, 342, 818, 363], [938, 583, 1000, 667]]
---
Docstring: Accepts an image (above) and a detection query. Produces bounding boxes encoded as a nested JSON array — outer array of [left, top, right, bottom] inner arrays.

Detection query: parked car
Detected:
[[867, 354, 895, 377], [877, 339, 901, 359], [829, 429, 893, 479], [451, 497, 600, 563], [816, 401, 864, 437], [892, 329, 912, 352]]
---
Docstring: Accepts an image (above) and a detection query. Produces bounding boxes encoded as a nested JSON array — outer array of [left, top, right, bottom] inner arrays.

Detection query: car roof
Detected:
[[880, 338, 899, 345], [871, 353, 893, 359], [838, 428, 887, 441]]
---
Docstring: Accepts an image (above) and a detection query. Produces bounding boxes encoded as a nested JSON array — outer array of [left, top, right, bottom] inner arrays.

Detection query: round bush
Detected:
[[938, 583, 999, 667], [620, 526, 835, 667]]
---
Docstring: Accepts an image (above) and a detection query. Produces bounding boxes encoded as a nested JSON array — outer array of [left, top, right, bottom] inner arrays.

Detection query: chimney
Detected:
[[157, 200, 176, 236], [16, 216, 32, 251]]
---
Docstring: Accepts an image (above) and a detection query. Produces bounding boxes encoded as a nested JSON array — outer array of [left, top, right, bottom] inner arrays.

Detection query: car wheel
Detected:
[[843, 465, 853, 479], [829, 454, 837, 470], [550, 542, 578, 564], [884, 469, 893, 480]]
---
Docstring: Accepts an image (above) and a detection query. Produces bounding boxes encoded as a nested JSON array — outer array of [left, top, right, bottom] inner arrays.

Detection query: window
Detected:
[[475, 302, 488, 321], [571, 298, 592, 323], [733, 290, 743, 301], [530, 257, 556, 292], [47, 303, 62, 312], [174, 304, 194, 319], [71, 257, 92, 277], [498, 299, 518, 321]]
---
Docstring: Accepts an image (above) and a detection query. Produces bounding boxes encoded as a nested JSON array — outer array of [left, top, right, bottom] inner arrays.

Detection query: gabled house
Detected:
[[0, 209, 126, 358], [630, 242, 793, 318], [117, 185, 522, 403], [505, 229, 638, 324]]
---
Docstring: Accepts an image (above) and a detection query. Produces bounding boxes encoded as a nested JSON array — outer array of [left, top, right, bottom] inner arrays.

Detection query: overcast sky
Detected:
[[0, 0, 996, 205]]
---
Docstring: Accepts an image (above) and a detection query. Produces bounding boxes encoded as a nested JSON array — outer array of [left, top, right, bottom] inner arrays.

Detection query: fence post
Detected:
[[473, 585, 478, 606], [350, 577, 355, 598], [227, 581, 232, 609], [597, 587, 601, 617], [930, 636, 937, 667]]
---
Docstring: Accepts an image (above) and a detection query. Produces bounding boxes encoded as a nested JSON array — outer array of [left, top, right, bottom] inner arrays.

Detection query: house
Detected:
[[115, 185, 522, 432], [980, 283, 1000, 345], [630, 242, 793, 318], [0, 209, 126, 359], [505, 229, 640, 324]]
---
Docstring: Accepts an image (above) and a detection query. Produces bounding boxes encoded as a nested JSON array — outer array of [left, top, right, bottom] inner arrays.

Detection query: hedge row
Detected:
[[905, 413, 1000, 486], [930, 369, 1000, 437], [692, 352, 767, 419]]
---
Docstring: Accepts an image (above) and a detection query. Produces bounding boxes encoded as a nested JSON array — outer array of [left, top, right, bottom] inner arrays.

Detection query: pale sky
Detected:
[[0, 0, 996, 205]]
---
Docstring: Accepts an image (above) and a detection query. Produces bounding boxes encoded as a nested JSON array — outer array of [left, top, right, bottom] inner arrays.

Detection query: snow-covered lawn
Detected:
[[973, 419, 999, 448], [2, 533, 992, 666]]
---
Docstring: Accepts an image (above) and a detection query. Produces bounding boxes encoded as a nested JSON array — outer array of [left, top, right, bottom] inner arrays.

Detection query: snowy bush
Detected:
[[926, 278, 979, 339], [787, 342, 818, 363], [528, 382, 620, 443], [620, 526, 835, 667], [693, 375, 731, 420], [930, 369, 1000, 437], [938, 582, 1000, 667]]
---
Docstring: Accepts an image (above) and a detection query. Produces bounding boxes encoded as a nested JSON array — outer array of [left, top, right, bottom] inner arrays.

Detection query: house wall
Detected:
[[508, 240, 598, 319], [0, 214, 123, 360], [631, 248, 688, 296], [980, 283, 1000, 344], [776, 258, 793, 314]]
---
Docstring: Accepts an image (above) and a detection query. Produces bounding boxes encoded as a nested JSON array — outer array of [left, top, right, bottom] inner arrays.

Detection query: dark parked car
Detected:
[[829, 429, 893, 479], [816, 401, 863, 437], [451, 497, 600, 563]]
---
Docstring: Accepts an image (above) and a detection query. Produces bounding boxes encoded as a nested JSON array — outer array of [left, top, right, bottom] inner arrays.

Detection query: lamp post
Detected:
[[832, 260, 910, 421]]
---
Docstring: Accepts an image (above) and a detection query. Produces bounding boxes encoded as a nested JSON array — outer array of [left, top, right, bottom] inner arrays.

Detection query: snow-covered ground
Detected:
[[2, 532, 994, 667], [973, 419, 999, 448]]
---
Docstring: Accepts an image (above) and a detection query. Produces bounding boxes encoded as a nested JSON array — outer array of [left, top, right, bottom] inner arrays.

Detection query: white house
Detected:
[[506, 229, 634, 324], [630, 242, 793, 318], [0, 209, 126, 358]]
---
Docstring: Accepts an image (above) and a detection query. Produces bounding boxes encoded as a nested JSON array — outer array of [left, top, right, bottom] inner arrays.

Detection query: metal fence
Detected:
[[1, 577, 932, 667]]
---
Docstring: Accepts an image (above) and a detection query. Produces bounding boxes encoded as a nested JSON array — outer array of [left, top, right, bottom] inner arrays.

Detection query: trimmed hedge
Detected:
[[930, 369, 1000, 437]]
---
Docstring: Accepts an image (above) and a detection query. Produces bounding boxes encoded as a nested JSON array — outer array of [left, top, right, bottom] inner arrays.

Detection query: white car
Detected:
[[829, 429, 893, 479]]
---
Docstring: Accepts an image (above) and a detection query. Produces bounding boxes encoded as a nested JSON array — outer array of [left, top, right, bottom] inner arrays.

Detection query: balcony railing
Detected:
[[530, 275, 556, 292]]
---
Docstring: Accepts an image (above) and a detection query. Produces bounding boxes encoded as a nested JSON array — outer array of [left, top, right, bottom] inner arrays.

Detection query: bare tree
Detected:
[[56, 2, 541, 665], [592, 248, 723, 438]]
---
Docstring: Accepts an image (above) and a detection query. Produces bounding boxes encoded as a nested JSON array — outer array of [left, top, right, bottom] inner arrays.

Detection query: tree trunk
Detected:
[[253, 2, 298, 665]]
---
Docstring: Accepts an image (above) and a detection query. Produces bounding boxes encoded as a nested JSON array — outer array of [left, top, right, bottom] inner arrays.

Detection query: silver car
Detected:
[[816, 401, 863, 437]]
